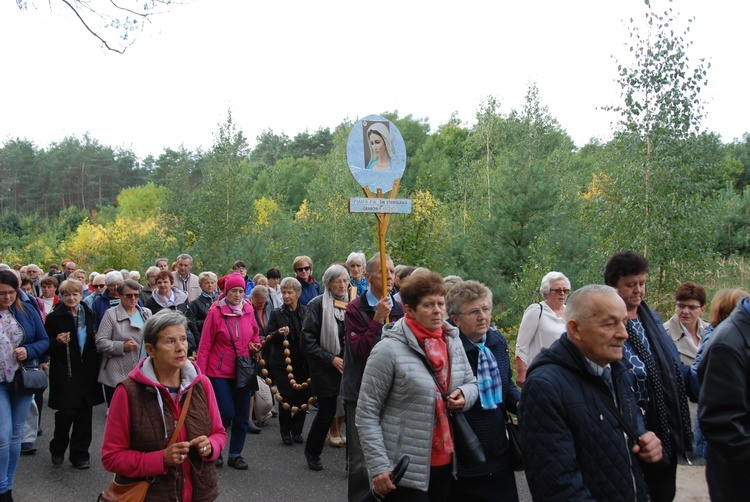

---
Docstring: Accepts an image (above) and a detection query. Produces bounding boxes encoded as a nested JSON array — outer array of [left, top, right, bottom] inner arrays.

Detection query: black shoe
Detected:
[[37, 428, 43, 436], [73, 460, 91, 469], [281, 433, 293, 445], [247, 421, 262, 434], [21, 443, 36, 455], [227, 456, 249, 470], [292, 434, 304, 444], [304, 450, 323, 471], [51, 455, 64, 466], [215, 455, 223, 467]]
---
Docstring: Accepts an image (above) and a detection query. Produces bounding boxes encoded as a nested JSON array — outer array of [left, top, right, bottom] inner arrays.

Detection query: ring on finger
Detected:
[[180, 454, 185, 460], [202, 446, 207, 453]]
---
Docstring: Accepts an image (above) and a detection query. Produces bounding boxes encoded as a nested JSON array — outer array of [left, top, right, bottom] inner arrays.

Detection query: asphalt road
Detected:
[[13, 392, 532, 501]]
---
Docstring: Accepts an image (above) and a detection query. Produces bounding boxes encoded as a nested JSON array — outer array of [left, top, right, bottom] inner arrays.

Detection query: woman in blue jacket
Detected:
[[0, 270, 49, 501]]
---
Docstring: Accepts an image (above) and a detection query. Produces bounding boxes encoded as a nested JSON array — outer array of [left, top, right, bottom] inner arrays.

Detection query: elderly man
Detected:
[[342, 253, 404, 502], [698, 295, 750, 501], [172, 253, 200, 302], [54, 260, 76, 292], [519, 285, 662, 501]]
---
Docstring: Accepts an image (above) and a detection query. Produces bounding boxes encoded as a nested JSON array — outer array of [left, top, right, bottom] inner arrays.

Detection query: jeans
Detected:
[[0, 381, 34, 493], [209, 377, 252, 458]]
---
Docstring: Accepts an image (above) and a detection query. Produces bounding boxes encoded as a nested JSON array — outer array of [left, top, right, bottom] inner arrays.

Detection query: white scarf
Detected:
[[320, 290, 345, 356]]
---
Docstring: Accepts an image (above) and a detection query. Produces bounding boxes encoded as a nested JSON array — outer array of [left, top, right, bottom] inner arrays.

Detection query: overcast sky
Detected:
[[1, 0, 747, 159]]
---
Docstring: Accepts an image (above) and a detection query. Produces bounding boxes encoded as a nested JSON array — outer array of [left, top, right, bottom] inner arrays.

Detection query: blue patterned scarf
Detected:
[[471, 333, 503, 409]]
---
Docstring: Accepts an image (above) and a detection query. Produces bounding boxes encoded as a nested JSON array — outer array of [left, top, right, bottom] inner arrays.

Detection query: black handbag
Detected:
[[504, 410, 524, 471], [420, 355, 486, 468], [225, 318, 259, 392], [14, 365, 48, 395]]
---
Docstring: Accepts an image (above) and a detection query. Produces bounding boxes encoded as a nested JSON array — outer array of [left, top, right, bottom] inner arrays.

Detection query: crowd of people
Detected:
[[0, 249, 747, 501]]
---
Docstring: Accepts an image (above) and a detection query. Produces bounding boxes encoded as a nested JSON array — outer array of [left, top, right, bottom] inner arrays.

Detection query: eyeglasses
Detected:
[[676, 303, 702, 312], [122, 293, 140, 299], [0, 290, 17, 297], [549, 288, 571, 295], [295, 266, 311, 272], [459, 306, 492, 318]]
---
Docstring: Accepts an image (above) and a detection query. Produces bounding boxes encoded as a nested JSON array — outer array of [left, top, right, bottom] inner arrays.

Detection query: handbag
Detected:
[[14, 365, 48, 395], [504, 410, 524, 471], [226, 318, 259, 392], [419, 355, 486, 467], [98, 387, 194, 502]]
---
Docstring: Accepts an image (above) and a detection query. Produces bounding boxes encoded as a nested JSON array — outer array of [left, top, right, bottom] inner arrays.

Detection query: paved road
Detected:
[[13, 392, 532, 501]]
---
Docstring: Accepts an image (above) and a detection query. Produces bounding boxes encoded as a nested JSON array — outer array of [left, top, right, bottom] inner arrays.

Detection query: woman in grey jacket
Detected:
[[356, 271, 478, 501]]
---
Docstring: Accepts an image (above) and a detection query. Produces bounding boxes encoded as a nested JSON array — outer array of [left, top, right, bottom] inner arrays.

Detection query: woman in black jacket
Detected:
[[446, 280, 521, 501], [186, 271, 218, 348], [45, 279, 104, 469], [264, 277, 309, 446], [300, 264, 351, 471]]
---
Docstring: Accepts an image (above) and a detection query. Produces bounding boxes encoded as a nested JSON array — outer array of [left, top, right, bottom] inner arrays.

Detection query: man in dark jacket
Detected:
[[342, 253, 403, 502], [520, 285, 662, 501], [698, 298, 750, 501]]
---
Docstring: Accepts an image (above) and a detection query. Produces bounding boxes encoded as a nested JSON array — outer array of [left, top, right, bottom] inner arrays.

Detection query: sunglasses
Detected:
[[93, 284, 106, 289], [122, 293, 140, 299], [549, 288, 571, 295], [295, 266, 311, 272]]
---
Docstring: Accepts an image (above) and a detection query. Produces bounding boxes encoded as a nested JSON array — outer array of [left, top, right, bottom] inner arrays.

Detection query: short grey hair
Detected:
[[145, 266, 160, 280], [143, 310, 188, 347], [119, 269, 130, 280], [176, 253, 193, 264], [198, 271, 218, 286], [26, 264, 42, 273], [91, 273, 106, 285], [251, 284, 269, 300], [117, 279, 142, 295], [280, 277, 302, 292], [564, 285, 619, 324], [540, 271, 571, 295], [104, 271, 124, 286], [346, 251, 366, 267], [446, 280, 493, 317], [129, 270, 141, 281], [365, 253, 392, 275], [89, 271, 98, 282], [322, 264, 349, 290]]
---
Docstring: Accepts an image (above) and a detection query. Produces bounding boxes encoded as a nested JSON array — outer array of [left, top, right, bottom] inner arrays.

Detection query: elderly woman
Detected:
[[301, 264, 351, 470], [196, 274, 261, 470], [604, 251, 692, 502], [446, 281, 520, 501], [39, 275, 59, 316], [186, 272, 218, 349], [0, 270, 49, 500], [141, 266, 160, 304], [293, 256, 322, 306], [265, 277, 310, 446], [346, 252, 368, 296], [96, 279, 152, 405], [92, 271, 124, 330], [145, 271, 197, 353], [357, 271, 478, 501], [45, 279, 104, 468], [101, 311, 227, 501], [514, 271, 570, 387], [663, 282, 710, 365]]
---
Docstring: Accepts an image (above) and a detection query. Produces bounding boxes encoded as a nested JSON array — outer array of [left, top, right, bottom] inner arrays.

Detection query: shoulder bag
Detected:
[[98, 387, 194, 502], [419, 354, 486, 467], [226, 317, 259, 392]]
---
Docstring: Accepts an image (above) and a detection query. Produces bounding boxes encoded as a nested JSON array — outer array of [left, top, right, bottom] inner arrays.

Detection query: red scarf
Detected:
[[405, 316, 453, 466]]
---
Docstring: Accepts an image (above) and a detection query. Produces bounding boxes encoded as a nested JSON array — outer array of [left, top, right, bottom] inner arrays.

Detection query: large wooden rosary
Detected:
[[259, 335, 314, 413]]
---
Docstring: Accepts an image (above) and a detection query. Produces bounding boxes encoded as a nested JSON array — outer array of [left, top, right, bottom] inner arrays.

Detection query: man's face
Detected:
[[568, 293, 629, 367], [64, 262, 76, 275], [177, 259, 192, 277], [365, 259, 394, 297], [251, 294, 267, 310]]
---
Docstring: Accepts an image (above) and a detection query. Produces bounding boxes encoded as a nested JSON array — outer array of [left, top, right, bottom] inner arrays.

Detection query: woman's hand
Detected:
[[14, 347, 28, 362], [332, 356, 344, 374], [57, 331, 71, 345], [163, 440, 190, 467], [123, 340, 139, 353], [279, 326, 290, 336], [372, 472, 396, 497], [248, 341, 262, 354], [189, 435, 212, 459], [447, 388, 465, 411]]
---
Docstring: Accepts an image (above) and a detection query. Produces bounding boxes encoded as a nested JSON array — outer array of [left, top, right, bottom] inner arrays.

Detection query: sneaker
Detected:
[[21, 443, 36, 455], [227, 456, 249, 470]]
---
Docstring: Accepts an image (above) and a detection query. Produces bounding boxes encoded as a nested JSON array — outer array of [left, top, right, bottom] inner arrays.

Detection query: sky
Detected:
[[1, 0, 748, 159]]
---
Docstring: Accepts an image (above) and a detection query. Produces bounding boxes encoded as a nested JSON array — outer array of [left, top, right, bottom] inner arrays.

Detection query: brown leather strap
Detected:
[[167, 387, 193, 446]]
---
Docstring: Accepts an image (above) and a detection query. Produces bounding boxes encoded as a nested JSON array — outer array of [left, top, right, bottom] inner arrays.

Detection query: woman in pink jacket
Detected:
[[101, 310, 226, 502], [195, 274, 261, 470]]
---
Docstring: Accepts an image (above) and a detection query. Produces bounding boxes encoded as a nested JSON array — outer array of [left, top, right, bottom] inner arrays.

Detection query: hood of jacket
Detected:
[[215, 297, 254, 317], [152, 287, 189, 308]]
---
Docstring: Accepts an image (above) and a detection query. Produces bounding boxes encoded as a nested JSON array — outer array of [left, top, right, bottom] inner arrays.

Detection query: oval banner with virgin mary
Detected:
[[346, 115, 407, 193]]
